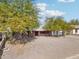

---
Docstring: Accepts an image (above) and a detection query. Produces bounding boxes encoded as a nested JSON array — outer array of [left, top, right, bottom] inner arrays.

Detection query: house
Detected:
[[72, 25, 79, 35], [32, 27, 64, 36], [32, 28, 52, 36]]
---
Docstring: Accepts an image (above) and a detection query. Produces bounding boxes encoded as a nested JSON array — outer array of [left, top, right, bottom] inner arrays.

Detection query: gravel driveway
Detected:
[[2, 35, 79, 59]]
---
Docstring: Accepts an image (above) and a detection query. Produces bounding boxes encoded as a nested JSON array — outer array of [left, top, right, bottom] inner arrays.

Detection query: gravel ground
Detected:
[[2, 35, 79, 59]]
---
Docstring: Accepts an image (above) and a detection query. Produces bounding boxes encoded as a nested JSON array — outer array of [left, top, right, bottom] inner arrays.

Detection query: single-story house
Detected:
[[32, 28, 64, 36]]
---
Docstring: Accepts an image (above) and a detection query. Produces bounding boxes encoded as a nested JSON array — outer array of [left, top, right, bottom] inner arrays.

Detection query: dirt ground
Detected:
[[2, 35, 79, 59]]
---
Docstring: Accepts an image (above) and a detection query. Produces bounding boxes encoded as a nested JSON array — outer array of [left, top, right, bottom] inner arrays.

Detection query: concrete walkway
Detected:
[[2, 35, 79, 59]]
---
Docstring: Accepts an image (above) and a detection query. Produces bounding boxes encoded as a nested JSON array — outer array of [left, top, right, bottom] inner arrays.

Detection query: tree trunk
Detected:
[[0, 33, 7, 59]]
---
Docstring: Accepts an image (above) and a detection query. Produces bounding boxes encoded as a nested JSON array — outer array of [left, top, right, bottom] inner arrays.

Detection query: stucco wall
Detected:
[[72, 29, 79, 35]]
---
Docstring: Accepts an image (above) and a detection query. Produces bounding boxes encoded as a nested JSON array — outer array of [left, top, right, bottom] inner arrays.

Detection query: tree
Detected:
[[0, 0, 39, 44], [69, 19, 79, 25], [0, 0, 39, 32], [44, 17, 65, 30]]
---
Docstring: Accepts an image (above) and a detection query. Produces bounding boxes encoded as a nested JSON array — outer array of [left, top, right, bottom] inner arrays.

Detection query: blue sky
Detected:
[[34, 0, 79, 23]]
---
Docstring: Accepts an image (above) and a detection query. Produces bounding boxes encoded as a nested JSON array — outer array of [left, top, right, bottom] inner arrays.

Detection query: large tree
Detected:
[[0, 0, 39, 32]]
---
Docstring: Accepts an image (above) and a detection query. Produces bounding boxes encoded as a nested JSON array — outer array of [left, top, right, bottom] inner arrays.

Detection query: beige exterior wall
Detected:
[[72, 29, 79, 35]]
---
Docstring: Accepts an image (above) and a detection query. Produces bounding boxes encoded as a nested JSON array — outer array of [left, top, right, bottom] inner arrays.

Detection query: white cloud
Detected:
[[58, 0, 75, 3], [38, 10, 65, 18], [45, 10, 65, 17], [36, 3, 65, 17], [36, 3, 47, 11]]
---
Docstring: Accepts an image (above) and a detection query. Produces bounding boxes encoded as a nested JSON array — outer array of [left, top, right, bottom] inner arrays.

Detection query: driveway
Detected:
[[2, 35, 79, 59]]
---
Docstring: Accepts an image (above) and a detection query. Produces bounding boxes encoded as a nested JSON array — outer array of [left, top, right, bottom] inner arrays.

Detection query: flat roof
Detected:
[[33, 28, 46, 31]]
